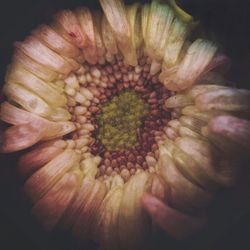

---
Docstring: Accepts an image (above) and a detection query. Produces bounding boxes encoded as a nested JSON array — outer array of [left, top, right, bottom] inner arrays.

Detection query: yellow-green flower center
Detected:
[[97, 90, 149, 151]]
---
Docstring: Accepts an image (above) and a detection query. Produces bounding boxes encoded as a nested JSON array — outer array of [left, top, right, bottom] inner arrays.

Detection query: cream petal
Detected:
[[6, 64, 67, 108], [31, 170, 81, 231], [146, 1, 174, 61], [92, 11, 107, 60], [53, 9, 88, 49], [163, 18, 188, 69], [0, 102, 65, 141], [60, 176, 95, 229], [101, 15, 119, 56], [182, 105, 225, 122], [32, 24, 81, 59], [187, 84, 227, 99], [142, 193, 207, 240], [73, 180, 107, 240], [0, 123, 44, 153], [163, 39, 217, 91], [94, 186, 123, 250], [179, 115, 207, 134], [174, 137, 234, 188], [1, 101, 44, 125], [13, 50, 58, 82], [178, 126, 204, 139], [195, 88, 250, 112], [100, 0, 136, 66], [43, 121, 76, 140], [208, 115, 250, 152], [76, 7, 98, 64], [15, 37, 72, 75], [118, 172, 151, 250], [3, 83, 52, 118], [24, 149, 80, 203], [48, 108, 71, 122], [158, 154, 213, 213], [165, 94, 193, 108], [18, 145, 64, 179], [127, 3, 143, 58]]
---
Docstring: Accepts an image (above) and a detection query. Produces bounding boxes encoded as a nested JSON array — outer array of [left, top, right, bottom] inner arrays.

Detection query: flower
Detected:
[[0, 0, 249, 249]]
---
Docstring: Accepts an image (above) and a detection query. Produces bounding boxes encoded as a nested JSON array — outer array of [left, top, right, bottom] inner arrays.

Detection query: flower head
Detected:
[[1, 0, 249, 249]]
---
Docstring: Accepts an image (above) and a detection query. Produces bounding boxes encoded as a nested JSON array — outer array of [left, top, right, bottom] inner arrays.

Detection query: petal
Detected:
[[146, 1, 174, 61], [60, 176, 95, 229], [18, 145, 64, 179], [3, 83, 52, 117], [53, 9, 88, 49], [142, 193, 207, 240], [73, 180, 107, 240], [15, 36, 72, 75], [32, 24, 81, 59], [6, 64, 67, 108], [158, 154, 213, 213], [92, 11, 107, 60], [13, 49, 58, 82], [208, 115, 250, 152], [76, 7, 98, 64], [118, 172, 151, 250], [195, 88, 250, 112], [31, 170, 81, 231], [165, 94, 193, 108], [101, 15, 118, 56], [96, 187, 123, 250], [24, 149, 80, 203], [0, 123, 44, 153], [100, 0, 136, 66]]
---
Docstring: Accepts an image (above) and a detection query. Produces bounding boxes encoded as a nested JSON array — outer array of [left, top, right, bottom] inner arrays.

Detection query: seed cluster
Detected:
[[97, 91, 149, 151], [64, 55, 172, 181]]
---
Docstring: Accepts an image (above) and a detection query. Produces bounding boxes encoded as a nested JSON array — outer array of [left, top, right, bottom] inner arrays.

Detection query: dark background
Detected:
[[0, 0, 250, 250]]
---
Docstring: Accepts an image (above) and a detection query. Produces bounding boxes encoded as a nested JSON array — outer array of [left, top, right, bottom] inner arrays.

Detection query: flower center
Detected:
[[65, 56, 172, 181], [97, 90, 149, 151]]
